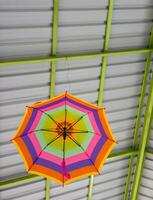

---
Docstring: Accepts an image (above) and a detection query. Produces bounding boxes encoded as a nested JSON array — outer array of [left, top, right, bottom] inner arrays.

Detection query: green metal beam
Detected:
[[0, 175, 41, 189], [50, 0, 59, 99], [146, 150, 153, 157], [88, 0, 114, 199], [131, 71, 153, 199], [45, 0, 59, 199], [146, 105, 153, 147], [0, 49, 152, 67], [0, 149, 137, 189], [123, 27, 153, 200], [45, 179, 51, 200], [98, 0, 114, 105]]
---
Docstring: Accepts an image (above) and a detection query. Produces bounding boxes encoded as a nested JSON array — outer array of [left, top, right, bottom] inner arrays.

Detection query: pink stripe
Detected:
[[28, 102, 65, 133], [67, 101, 89, 114], [67, 101, 101, 134], [65, 135, 100, 165], [88, 113, 101, 135], [28, 133, 62, 163], [86, 134, 100, 155], [39, 134, 100, 165], [28, 112, 43, 133], [40, 151, 62, 163], [28, 132, 102, 166], [28, 134, 42, 154], [66, 152, 87, 164]]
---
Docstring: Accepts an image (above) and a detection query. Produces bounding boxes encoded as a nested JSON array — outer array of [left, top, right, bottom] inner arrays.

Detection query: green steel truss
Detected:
[[0, 0, 153, 200], [124, 27, 153, 200]]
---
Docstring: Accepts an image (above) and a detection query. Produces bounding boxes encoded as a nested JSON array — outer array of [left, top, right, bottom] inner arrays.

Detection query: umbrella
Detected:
[[12, 92, 116, 185]]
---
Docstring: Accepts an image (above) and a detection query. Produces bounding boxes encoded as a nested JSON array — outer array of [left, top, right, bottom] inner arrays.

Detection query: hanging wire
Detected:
[[65, 57, 71, 93]]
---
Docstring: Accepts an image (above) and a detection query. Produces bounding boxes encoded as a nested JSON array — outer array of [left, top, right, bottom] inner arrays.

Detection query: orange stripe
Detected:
[[95, 140, 116, 171], [12, 108, 33, 139], [30, 164, 98, 185], [98, 109, 116, 142], [14, 139, 115, 185], [65, 166, 98, 184], [13, 138, 33, 170], [66, 92, 100, 110], [29, 164, 63, 184], [70, 165, 96, 178]]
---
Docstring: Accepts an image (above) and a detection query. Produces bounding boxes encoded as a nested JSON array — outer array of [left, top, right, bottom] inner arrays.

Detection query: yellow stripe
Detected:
[[64, 171, 98, 185], [29, 169, 98, 185]]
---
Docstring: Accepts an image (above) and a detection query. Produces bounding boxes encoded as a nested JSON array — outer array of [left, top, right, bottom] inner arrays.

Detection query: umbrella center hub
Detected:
[[63, 127, 67, 139], [56, 121, 74, 139]]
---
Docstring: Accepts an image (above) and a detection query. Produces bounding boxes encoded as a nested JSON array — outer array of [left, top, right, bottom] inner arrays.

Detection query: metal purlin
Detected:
[[0, 49, 152, 67], [46, 0, 59, 199], [88, 0, 114, 199], [123, 27, 153, 200]]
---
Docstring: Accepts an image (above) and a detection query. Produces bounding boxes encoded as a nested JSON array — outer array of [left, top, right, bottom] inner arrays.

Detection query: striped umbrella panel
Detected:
[[12, 92, 116, 185]]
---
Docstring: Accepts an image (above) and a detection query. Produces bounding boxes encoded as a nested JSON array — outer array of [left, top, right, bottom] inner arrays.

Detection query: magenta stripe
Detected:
[[21, 133, 107, 173], [19, 95, 110, 173]]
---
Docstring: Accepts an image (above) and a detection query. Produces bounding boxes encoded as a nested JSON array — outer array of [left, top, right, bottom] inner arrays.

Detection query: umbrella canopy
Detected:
[[12, 92, 116, 185]]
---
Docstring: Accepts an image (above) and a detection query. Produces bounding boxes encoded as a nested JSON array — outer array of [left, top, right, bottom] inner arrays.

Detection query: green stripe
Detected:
[[34, 105, 95, 157]]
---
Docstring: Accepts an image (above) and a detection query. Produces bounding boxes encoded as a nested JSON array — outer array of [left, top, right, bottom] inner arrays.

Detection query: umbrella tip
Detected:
[[65, 91, 68, 96]]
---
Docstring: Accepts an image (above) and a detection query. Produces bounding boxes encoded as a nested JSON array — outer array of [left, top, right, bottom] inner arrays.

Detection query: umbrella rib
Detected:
[[12, 129, 60, 140], [27, 106, 63, 131], [62, 138, 66, 186], [70, 129, 100, 136], [70, 129, 116, 143], [67, 135, 100, 174], [106, 137, 117, 144], [28, 133, 62, 171], [67, 112, 90, 131], [64, 92, 67, 129]]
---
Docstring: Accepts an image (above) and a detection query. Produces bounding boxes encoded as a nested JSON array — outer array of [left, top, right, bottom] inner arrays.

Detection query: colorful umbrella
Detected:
[[12, 92, 116, 185]]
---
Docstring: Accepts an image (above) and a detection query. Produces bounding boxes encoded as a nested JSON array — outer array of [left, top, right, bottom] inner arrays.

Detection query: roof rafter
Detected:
[[124, 26, 153, 200]]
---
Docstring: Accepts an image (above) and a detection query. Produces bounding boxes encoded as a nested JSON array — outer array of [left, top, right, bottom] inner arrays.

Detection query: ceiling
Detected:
[[0, 0, 153, 199]]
